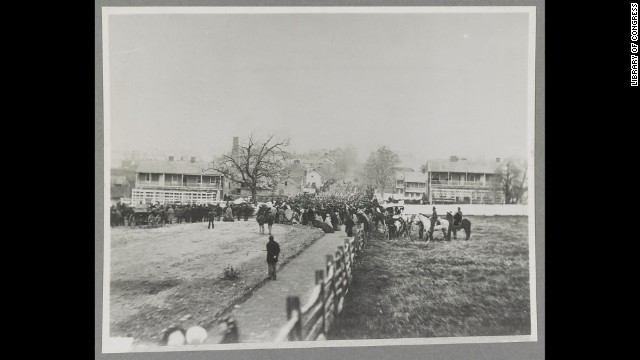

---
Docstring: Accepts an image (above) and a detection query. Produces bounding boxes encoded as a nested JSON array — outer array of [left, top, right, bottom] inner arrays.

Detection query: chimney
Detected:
[[168, 156, 174, 161], [496, 157, 501, 163], [191, 157, 196, 163], [450, 155, 459, 162], [232, 137, 239, 156]]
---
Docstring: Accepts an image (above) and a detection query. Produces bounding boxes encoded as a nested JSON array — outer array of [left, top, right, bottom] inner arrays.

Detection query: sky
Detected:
[[106, 11, 532, 167]]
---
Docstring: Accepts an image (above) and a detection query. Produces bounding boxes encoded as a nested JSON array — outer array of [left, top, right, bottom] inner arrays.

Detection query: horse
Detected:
[[367, 207, 387, 233], [392, 215, 410, 239], [416, 213, 450, 241], [402, 213, 418, 239], [445, 212, 472, 240], [356, 212, 372, 239]]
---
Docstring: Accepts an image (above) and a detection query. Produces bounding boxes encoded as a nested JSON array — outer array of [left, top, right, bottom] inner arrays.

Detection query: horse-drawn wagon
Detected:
[[128, 204, 151, 226]]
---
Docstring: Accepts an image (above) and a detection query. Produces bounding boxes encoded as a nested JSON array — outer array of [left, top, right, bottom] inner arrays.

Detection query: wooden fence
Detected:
[[275, 224, 366, 342]]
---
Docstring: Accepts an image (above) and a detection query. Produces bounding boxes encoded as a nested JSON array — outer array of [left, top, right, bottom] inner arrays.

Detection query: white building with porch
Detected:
[[131, 158, 224, 205], [426, 157, 505, 204]]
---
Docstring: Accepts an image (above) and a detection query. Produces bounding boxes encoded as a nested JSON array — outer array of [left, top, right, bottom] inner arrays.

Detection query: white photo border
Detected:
[[101, 5, 538, 354]]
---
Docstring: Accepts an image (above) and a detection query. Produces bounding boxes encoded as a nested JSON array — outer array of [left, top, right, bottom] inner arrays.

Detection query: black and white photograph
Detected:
[[99, 4, 541, 355]]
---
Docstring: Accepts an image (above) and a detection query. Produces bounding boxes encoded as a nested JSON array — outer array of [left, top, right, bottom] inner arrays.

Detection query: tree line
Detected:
[[206, 134, 527, 204]]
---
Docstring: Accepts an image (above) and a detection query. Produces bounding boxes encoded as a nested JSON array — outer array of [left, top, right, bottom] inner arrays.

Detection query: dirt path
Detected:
[[110, 221, 325, 342], [229, 230, 352, 343]]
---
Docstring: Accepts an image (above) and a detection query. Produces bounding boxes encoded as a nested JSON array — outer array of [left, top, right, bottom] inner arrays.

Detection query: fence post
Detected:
[[316, 269, 325, 338], [343, 240, 350, 280], [286, 296, 302, 341], [334, 250, 342, 319], [325, 254, 334, 332], [221, 317, 239, 343]]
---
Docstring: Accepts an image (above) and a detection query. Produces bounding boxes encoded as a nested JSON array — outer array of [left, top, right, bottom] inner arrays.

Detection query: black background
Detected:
[[29, 0, 636, 358]]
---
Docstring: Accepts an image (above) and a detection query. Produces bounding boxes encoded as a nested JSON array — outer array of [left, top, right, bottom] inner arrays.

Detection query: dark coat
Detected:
[[266, 240, 280, 263]]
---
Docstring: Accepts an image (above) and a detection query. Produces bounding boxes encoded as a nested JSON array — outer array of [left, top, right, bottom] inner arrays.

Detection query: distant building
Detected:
[[110, 175, 132, 205], [294, 152, 335, 171], [426, 156, 504, 204], [393, 171, 429, 200], [303, 170, 323, 193], [288, 160, 308, 178], [131, 157, 224, 205], [273, 176, 305, 197]]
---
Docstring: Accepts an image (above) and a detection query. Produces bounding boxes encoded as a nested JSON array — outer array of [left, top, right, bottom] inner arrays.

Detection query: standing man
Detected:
[[257, 205, 266, 234], [243, 203, 250, 221], [215, 203, 223, 221], [307, 207, 315, 227], [207, 207, 215, 229], [167, 206, 175, 224], [236, 204, 242, 222], [266, 235, 280, 280], [267, 207, 275, 235]]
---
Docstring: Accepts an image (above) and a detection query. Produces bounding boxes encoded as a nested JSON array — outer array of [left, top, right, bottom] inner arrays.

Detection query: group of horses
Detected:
[[366, 206, 472, 242]]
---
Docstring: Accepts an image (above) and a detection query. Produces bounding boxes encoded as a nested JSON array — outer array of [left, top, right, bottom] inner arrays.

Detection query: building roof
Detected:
[[110, 176, 130, 198], [400, 171, 428, 182], [287, 163, 307, 178], [427, 159, 499, 174], [137, 160, 223, 176], [110, 175, 129, 186], [283, 176, 305, 185]]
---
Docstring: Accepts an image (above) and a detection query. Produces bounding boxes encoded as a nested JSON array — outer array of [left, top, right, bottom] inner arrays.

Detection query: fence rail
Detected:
[[276, 224, 366, 342]]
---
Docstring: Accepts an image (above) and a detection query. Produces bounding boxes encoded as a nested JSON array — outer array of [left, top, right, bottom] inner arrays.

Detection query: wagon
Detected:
[[128, 204, 151, 226]]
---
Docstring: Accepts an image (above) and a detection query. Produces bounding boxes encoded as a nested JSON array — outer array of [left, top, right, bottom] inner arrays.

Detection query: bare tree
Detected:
[[495, 158, 527, 204], [363, 146, 400, 195], [208, 134, 291, 202], [332, 146, 359, 180]]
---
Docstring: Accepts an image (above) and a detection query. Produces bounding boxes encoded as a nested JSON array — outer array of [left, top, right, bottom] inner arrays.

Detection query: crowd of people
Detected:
[[110, 194, 464, 242], [249, 193, 399, 238], [109, 201, 256, 227]]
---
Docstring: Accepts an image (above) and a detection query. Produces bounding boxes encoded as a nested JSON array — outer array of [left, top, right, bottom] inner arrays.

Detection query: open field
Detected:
[[328, 216, 531, 339], [109, 221, 325, 343]]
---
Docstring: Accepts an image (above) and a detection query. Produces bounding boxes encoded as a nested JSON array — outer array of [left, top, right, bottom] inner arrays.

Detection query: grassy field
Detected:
[[109, 221, 324, 343], [328, 216, 531, 339]]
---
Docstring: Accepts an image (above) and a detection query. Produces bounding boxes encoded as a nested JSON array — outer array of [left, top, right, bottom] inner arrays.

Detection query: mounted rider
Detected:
[[453, 207, 463, 227], [430, 206, 438, 232]]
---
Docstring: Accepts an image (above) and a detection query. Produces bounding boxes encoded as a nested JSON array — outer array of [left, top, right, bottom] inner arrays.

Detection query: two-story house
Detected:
[[131, 157, 224, 205], [303, 170, 323, 194], [394, 171, 429, 200], [426, 156, 504, 204]]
